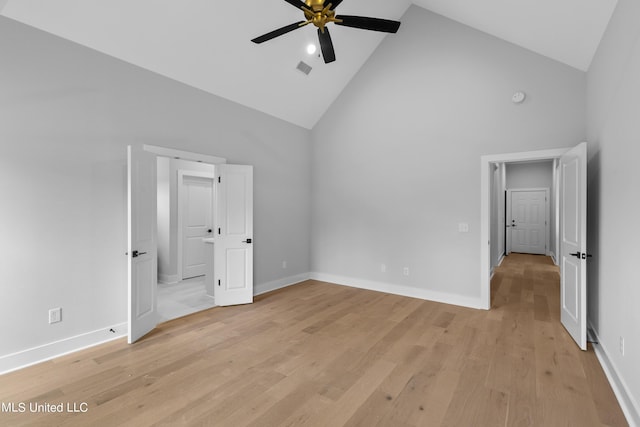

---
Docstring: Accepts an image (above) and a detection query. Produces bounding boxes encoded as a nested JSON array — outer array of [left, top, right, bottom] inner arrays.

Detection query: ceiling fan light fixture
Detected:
[[252, 0, 401, 64], [306, 43, 317, 55]]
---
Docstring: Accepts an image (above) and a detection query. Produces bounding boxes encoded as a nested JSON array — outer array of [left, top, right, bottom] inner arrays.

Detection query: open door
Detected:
[[214, 165, 254, 306], [559, 142, 587, 350], [127, 145, 158, 343]]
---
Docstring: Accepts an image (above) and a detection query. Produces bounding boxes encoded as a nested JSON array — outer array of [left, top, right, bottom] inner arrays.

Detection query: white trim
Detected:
[[143, 144, 227, 165], [310, 272, 483, 310], [481, 147, 571, 310], [0, 323, 127, 376], [589, 324, 640, 427], [158, 273, 179, 285], [1, 272, 309, 375], [254, 273, 311, 296], [490, 253, 506, 279], [177, 170, 215, 281], [553, 158, 560, 261]]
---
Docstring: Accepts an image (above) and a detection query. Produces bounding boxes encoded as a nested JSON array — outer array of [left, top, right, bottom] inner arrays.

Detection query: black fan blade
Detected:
[[335, 15, 401, 33], [283, 0, 306, 10], [251, 21, 306, 44], [318, 28, 336, 63], [329, 0, 344, 9]]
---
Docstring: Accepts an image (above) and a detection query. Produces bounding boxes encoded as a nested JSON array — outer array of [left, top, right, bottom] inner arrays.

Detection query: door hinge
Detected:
[[218, 279, 221, 286], [218, 176, 221, 183], [218, 228, 221, 235]]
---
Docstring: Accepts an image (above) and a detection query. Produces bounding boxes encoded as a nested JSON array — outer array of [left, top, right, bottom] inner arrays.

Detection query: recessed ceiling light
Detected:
[[306, 44, 317, 55]]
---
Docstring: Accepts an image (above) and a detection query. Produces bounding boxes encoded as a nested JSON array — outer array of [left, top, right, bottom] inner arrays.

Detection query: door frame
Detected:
[[480, 147, 570, 310], [177, 169, 216, 281], [506, 187, 550, 256]]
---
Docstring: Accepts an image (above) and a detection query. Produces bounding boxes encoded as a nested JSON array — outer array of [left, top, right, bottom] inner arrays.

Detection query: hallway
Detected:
[[490, 253, 626, 426]]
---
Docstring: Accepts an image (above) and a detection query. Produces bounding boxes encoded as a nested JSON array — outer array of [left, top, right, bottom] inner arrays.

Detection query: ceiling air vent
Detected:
[[296, 61, 312, 75]]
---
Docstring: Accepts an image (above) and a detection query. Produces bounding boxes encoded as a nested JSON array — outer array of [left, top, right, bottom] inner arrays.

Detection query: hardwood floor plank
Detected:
[[579, 344, 629, 426], [0, 255, 628, 427]]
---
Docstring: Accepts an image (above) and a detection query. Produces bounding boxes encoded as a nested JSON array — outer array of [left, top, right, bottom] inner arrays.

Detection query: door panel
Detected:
[[225, 172, 250, 236], [226, 248, 248, 289], [214, 165, 253, 306], [560, 142, 587, 350], [562, 257, 579, 320], [127, 145, 158, 344]]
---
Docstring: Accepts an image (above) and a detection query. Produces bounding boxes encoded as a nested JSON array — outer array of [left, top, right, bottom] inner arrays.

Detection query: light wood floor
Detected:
[[157, 276, 216, 323], [0, 254, 627, 426]]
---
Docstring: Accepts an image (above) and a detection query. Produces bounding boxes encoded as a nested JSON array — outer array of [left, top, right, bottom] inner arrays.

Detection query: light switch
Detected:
[[458, 223, 469, 233]]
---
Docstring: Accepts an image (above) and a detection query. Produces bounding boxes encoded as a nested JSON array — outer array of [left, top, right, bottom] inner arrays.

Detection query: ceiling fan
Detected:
[[251, 0, 401, 64]]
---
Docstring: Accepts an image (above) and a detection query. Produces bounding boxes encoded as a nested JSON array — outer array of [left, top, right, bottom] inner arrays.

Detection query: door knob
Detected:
[[570, 252, 581, 258], [242, 238, 252, 244], [132, 250, 147, 258], [208, 229, 212, 233]]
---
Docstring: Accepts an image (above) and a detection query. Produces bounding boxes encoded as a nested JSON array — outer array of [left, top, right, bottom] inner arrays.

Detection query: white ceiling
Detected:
[[412, 0, 618, 71], [1, 0, 617, 129]]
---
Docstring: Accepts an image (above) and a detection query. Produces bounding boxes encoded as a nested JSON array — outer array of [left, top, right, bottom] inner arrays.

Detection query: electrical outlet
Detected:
[[403, 267, 410, 276], [49, 308, 62, 324], [282, 261, 287, 269], [381, 264, 386, 273], [458, 223, 469, 233], [620, 336, 625, 356]]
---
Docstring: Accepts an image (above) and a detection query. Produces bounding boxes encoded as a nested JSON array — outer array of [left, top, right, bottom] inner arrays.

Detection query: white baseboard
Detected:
[[1, 271, 482, 376], [0, 323, 127, 376], [589, 323, 639, 427], [309, 272, 484, 310], [0, 274, 309, 376], [158, 273, 179, 285], [549, 251, 558, 265], [490, 254, 505, 280], [255, 272, 310, 296]]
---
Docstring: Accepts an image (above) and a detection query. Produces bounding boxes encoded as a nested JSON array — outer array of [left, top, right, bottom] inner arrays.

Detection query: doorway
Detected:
[[157, 159, 216, 322], [480, 143, 588, 350], [480, 147, 567, 309], [506, 188, 549, 255], [128, 144, 255, 343], [178, 170, 215, 280]]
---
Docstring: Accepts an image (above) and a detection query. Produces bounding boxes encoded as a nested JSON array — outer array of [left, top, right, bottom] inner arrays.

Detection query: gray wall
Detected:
[[587, 0, 640, 421], [505, 161, 553, 189], [0, 17, 311, 357], [310, 6, 586, 303]]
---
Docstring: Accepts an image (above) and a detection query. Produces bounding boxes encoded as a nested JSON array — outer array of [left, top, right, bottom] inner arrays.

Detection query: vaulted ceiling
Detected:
[[1, 0, 617, 129]]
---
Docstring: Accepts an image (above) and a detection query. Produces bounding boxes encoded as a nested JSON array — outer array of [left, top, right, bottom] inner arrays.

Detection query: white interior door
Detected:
[[560, 142, 587, 350], [127, 145, 158, 343], [214, 165, 253, 306], [180, 172, 214, 280], [508, 189, 548, 255]]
